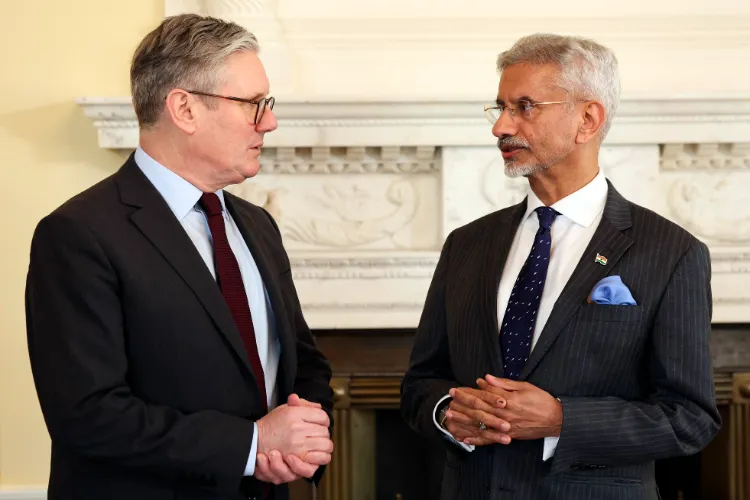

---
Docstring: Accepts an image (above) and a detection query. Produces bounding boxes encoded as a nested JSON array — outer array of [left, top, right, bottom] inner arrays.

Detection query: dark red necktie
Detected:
[[199, 193, 267, 409]]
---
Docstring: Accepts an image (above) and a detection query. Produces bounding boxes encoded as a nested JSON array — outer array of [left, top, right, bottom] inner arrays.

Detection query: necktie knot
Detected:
[[535, 206, 558, 231], [199, 192, 223, 217]]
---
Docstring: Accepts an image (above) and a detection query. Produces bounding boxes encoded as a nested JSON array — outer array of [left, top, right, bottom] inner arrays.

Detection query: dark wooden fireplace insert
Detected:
[[287, 326, 750, 500]]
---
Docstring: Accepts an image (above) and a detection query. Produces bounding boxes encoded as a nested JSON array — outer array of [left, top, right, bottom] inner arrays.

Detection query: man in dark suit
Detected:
[[400, 33, 721, 500], [25, 14, 333, 500]]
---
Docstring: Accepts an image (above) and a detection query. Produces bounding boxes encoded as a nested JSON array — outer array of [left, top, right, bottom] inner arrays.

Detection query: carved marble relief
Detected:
[[226, 146, 440, 251]]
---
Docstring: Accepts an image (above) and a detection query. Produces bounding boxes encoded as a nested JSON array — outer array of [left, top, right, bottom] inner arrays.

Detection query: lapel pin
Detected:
[[595, 253, 608, 266]]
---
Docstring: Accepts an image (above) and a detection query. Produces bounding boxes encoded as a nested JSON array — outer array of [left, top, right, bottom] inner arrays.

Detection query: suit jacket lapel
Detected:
[[115, 156, 258, 382], [225, 195, 297, 399], [480, 201, 528, 377], [520, 181, 634, 380]]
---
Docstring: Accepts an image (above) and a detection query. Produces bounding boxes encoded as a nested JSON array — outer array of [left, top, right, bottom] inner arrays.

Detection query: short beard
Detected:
[[499, 137, 574, 178], [504, 161, 548, 178]]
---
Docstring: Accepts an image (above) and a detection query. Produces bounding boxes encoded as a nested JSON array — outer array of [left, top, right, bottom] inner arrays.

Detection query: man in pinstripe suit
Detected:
[[400, 34, 721, 500]]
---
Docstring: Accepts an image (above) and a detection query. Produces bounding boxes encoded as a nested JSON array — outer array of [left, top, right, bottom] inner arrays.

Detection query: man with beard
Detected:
[[400, 34, 720, 500]]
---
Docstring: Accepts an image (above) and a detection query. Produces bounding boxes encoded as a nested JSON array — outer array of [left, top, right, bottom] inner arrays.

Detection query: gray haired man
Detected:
[[401, 33, 720, 500], [27, 14, 333, 500]]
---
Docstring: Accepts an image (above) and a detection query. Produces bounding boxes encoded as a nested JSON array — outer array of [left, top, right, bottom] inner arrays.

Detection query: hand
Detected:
[[257, 394, 333, 459], [445, 388, 512, 447], [285, 394, 333, 467], [444, 413, 510, 447], [287, 393, 322, 409], [450, 375, 562, 446], [255, 394, 333, 484]]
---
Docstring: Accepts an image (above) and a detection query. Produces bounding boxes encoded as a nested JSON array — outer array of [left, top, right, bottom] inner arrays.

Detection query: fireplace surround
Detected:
[[78, 95, 750, 500]]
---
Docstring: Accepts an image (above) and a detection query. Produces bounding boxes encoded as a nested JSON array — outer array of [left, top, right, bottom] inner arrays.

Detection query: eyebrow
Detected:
[[240, 91, 268, 101], [495, 95, 535, 105]]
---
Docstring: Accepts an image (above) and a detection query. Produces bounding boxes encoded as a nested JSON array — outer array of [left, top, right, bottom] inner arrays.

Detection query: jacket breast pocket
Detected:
[[577, 304, 645, 323]]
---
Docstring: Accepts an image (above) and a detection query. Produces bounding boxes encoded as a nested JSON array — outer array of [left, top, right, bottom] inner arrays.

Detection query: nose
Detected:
[[257, 107, 278, 133], [491, 108, 517, 139]]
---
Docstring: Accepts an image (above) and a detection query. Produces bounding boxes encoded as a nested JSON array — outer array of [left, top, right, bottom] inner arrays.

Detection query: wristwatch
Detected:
[[438, 403, 450, 429]]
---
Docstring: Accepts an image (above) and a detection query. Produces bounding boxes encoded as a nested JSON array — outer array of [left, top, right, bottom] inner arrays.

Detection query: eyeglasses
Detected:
[[484, 100, 581, 124], [186, 90, 275, 125]]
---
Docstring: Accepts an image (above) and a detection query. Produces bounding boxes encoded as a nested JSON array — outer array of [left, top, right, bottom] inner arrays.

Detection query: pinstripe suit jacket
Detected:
[[400, 181, 721, 500]]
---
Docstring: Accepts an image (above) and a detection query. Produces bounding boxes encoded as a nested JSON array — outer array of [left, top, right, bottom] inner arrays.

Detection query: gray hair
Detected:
[[497, 33, 620, 140], [131, 13, 260, 128]]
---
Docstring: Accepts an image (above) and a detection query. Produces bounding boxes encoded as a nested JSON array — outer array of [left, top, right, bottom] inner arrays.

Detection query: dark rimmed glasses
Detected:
[[186, 90, 275, 125]]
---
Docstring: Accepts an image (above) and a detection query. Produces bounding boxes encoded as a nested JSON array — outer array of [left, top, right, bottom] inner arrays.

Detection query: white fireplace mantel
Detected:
[[77, 95, 750, 327], [78, 96, 750, 149], [70, 0, 750, 330]]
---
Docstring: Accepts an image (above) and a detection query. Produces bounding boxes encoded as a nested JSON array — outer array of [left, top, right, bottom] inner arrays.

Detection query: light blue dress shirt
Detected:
[[134, 146, 280, 476]]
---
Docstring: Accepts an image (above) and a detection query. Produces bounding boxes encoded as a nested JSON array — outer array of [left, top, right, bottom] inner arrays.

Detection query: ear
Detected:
[[575, 100, 606, 144], [164, 89, 199, 135]]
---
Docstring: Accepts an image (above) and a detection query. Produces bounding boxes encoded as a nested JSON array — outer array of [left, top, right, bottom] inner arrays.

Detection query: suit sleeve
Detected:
[[261, 207, 334, 485], [25, 212, 254, 494], [400, 232, 462, 442], [550, 240, 721, 473]]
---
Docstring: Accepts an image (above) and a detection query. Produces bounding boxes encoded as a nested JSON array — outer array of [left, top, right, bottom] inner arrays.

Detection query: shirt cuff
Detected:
[[433, 394, 475, 452], [542, 436, 559, 461], [244, 422, 259, 476]]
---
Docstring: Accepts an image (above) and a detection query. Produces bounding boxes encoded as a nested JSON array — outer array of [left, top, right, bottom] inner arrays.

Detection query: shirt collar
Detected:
[[523, 169, 608, 228], [134, 146, 226, 220]]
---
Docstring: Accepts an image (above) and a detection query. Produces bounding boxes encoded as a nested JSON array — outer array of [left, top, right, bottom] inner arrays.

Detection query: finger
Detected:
[[269, 450, 298, 484], [288, 393, 322, 409], [445, 406, 477, 427], [475, 380, 509, 406], [299, 408, 331, 427], [445, 423, 496, 447], [452, 387, 506, 410], [464, 429, 512, 446], [300, 451, 332, 466], [448, 423, 481, 441], [256, 453, 281, 484], [449, 400, 511, 433], [485, 374, 524, 391], [284, 453, 318, 478], [298, 422, 331, 438], [303, 437, 335, 455]]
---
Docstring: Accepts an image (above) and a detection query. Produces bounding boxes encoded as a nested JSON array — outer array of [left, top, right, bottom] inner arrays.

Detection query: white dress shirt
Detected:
[[134, 146, 280, 476], [435, 169, 608, 460]]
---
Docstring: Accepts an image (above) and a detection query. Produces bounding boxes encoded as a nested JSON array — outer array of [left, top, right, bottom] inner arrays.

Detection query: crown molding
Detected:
[[279, 16, 750, 49], [77, 95, 750, 149]]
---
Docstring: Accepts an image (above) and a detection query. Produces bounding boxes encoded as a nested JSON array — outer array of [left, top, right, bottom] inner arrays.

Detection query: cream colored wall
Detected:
[[0, 0, 163, 487]]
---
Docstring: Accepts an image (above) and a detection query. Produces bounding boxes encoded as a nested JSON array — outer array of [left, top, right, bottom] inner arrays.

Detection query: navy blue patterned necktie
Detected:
[[500, 206, 559, 379]]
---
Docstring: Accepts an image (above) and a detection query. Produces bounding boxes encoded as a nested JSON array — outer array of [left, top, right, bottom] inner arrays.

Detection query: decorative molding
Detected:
[[230, 178, 425, 249], [76, 96, 750, 149], [279, 16, 750, 49], [163, 3, 750, 49], [661, 143, 750, 170], [280, 178, 419, 248], [668, 178, 750, 243], [712, 252, 750, 274], [290, 255, 438, 280], [259, 146, 438, 174], [301, 302, 425, 311]]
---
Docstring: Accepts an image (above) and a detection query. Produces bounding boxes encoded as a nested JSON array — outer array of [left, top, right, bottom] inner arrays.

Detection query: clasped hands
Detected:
[[444, 375, 562, 447], [254, 394, 333, 485]]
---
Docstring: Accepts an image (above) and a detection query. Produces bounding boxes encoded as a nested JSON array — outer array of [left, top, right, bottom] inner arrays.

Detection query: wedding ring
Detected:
[[477, 421, 488, 432]]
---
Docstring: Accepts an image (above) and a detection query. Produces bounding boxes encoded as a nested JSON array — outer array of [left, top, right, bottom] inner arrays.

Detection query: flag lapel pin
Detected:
[[595, 253, 608, 266]]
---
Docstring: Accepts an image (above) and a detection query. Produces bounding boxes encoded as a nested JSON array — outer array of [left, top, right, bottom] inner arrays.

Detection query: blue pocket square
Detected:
[[589, 275, 637, 305]]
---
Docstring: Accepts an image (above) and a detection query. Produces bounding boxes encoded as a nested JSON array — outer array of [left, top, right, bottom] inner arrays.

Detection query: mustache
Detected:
[[497, 137, 530, 151]]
